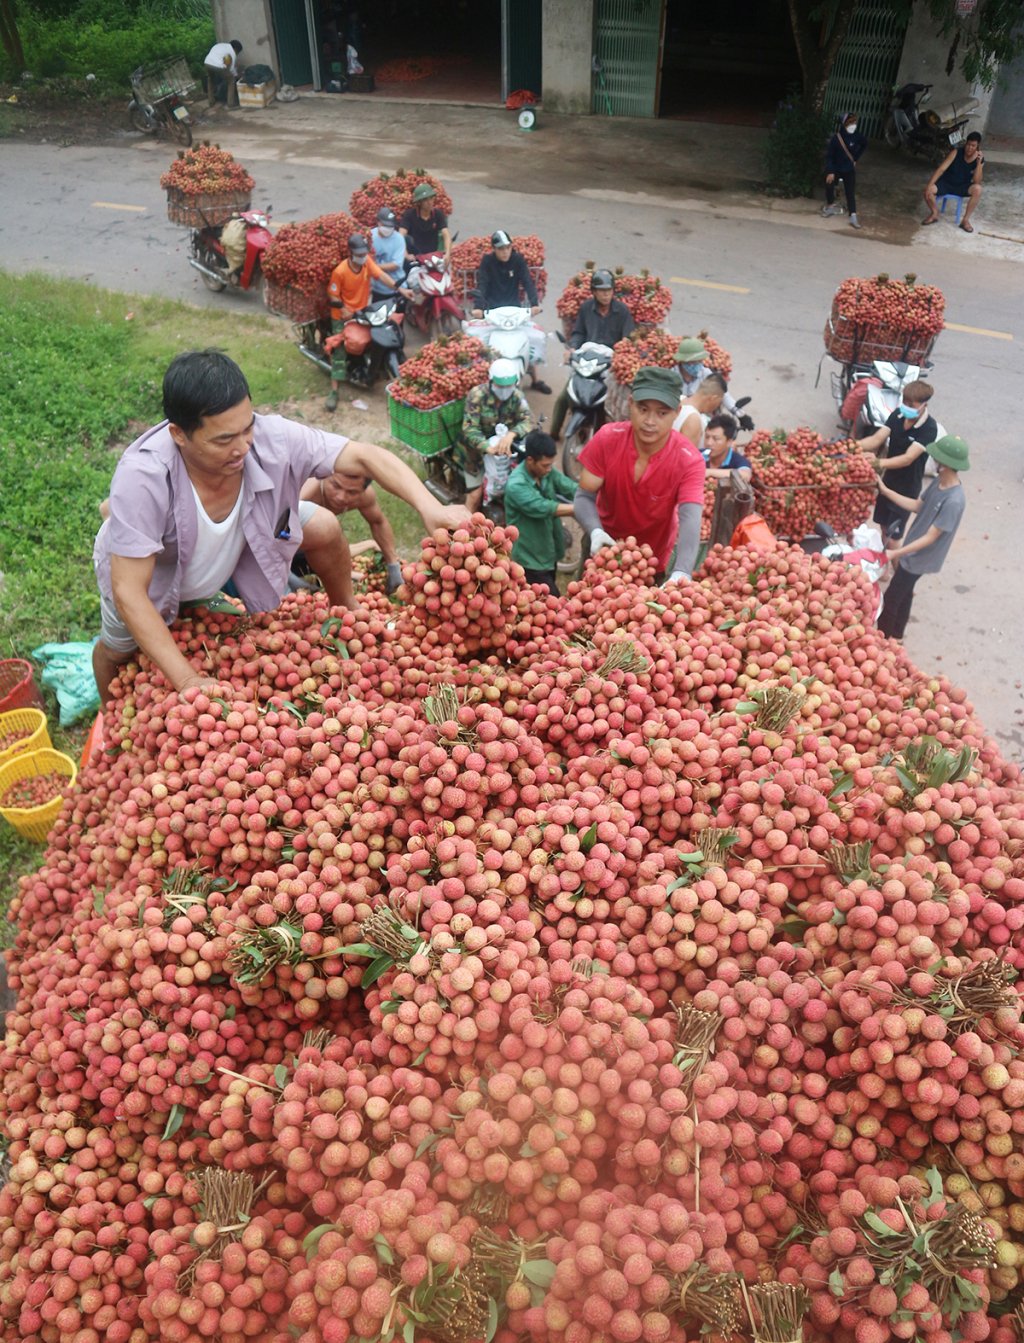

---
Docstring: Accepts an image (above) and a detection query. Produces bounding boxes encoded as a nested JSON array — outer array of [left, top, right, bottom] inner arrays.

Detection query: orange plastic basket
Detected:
[[0, 748, 77, 842], [0, 659, 43, 714], [0, 709, 51, 769]]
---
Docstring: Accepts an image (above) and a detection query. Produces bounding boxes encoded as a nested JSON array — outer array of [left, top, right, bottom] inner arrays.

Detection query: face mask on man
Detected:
[[492, 384, 516, 402], [898, 403, 921, 419], [377, 225, 395, 237], [681, 362, 704, 377], [847, 123, 858, 134]]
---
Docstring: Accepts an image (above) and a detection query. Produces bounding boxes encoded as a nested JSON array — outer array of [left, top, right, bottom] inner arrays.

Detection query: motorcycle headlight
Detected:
[[368, 307, 388, 325]]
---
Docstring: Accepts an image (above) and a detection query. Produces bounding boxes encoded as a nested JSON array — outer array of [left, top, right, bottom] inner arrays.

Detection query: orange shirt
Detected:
[[328, 257, 386, 316]]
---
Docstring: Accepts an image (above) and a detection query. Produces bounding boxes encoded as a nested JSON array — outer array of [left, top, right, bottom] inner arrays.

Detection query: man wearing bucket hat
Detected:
[[458, 358, 533, 512], [573, 365, 706, 584], [875, 434, 969, 640], [399, 182, 451, 266], [675, 336, 751, 426]]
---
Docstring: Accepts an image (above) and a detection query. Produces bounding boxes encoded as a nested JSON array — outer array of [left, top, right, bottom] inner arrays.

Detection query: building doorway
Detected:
[[658, 0, 801, 124]]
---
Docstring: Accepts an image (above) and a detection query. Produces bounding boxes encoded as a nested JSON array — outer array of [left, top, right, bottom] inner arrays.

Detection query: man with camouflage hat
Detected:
[[573, 365, 706, 584], [876, 434, 969, 640], [675, 336, 750, 426], [399, 182, 451, 266]]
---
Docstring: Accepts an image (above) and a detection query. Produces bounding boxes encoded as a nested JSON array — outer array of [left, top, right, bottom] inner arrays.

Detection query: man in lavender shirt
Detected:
[[93, 350, 467, 699]]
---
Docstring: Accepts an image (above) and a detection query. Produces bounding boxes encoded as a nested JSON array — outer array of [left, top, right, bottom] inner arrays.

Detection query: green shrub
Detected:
[[763, 89, 831, 199], [4, 6, 214, 89]]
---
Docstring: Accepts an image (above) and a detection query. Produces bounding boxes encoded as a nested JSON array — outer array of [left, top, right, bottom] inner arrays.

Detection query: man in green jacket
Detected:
[[458, 359, 533, 512], [505, 431, 577, 593]]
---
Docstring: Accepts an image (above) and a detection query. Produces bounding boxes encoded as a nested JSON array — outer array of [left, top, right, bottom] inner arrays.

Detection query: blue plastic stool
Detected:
[[938, 194, 967, 225]]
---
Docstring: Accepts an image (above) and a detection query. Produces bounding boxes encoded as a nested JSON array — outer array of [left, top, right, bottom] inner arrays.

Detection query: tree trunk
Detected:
[[0, 0, 26, 73], [787, 0, 859, 113]]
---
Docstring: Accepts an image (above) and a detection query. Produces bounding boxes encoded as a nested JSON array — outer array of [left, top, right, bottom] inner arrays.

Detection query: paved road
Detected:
[[1, 105, 1021, 761]]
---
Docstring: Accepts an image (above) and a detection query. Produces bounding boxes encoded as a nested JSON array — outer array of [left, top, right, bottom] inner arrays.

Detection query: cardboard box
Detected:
[[237, 79, 276, 108]]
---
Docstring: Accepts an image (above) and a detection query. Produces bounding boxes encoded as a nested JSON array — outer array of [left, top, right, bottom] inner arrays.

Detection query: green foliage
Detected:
[[764, 89, 830, 198], [4, 3, 214, 88]]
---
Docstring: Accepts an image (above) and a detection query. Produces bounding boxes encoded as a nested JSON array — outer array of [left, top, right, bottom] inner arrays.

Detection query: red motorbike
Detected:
[[405, 251, 463, 338], [188, 208, 273, 293]]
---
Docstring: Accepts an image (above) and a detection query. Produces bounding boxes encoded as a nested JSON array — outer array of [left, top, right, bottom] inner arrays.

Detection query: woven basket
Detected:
[[823, 312, 936, 367], [165, 186, 252, 228], [0, 709, 51, 769], [264, 279, 330, 324], [0, 748, 77, 842]]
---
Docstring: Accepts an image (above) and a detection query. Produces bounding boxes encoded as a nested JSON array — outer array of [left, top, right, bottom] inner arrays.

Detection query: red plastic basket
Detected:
[[0, 660, 43, 715]]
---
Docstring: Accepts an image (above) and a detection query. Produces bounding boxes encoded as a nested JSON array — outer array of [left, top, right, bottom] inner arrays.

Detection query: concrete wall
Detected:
[[893, 7, 995, 133], [542, 0, 594, 115], [212, 0, 278, 76], [987, 49, 1024, 138]]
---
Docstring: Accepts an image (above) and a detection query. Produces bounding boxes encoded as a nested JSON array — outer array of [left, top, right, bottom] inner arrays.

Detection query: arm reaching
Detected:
[[335, 441, 470, 532], [109, 554, 209, 692], [667, 503, 702, 579]]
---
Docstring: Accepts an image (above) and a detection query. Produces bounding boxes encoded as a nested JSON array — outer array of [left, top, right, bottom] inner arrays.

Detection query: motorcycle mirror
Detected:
[[815, 521, 838, 540], [555, 331, 566, 344], [733, 396, 751, 410]]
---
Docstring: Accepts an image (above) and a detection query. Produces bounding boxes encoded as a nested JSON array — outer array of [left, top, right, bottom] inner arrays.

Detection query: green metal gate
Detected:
[[592, 0, 666, 118], [823, 4, 910, 139], [502, 0, 542, 102], [270, 0, 314, 88]]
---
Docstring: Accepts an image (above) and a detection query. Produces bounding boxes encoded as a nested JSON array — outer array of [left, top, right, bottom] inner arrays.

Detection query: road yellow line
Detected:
[[945, 320, 1013, 341], [92, 201, 147, 212], [670, 275, 751, 295]]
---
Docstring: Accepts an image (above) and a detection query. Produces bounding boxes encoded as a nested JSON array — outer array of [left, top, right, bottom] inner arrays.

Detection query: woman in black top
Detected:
[[821, 112, 867, 230]]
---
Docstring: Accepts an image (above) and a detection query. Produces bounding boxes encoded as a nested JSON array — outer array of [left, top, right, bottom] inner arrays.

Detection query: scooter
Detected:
[[556, 338, 614, 481], [405, 252, 463, 339], [462, 306, 546, 380], [127, 60, 193, 146], [327, 295, 407, 388], [884, 83, 979, 158], [188, 208, 273, 294]]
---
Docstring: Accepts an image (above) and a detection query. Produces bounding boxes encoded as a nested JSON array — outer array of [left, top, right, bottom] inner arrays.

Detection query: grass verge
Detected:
[[0, 269, 426, 944]]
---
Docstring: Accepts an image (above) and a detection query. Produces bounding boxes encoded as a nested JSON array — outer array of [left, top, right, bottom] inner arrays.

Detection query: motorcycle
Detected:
[[405, 252, 463, 339], [884, 82, 979, 158], [462, 306, 547, 381], [128, 59, 194, 146], [325, 295, 407, 388], [188, 208, 273, 293], [556, 338, 614, 481]]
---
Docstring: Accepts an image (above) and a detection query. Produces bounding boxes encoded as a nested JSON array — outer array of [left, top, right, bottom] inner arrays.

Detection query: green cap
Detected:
[[631, 365, 684, 409], [927, 434, 970, 471], [675, 336, 707, 362], [412, 182, 437, 203]]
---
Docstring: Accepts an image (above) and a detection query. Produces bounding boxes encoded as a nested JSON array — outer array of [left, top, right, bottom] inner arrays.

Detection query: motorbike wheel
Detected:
[[129, 101, 158, 134], [562, 421, 595, 483], [883, 114, 901, 149], [199, 251, 227, 292], [167, 110, 193, 147], [558, 517, 585, 575]]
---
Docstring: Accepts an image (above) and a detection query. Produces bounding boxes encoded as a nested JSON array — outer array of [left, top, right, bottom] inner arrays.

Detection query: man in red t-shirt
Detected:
[[573, 365, 706, 581]]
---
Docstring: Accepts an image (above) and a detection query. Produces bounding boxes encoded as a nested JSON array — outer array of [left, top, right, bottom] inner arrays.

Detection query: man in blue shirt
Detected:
[[702, 414, 752, 481], [370, 209, 407, 299]]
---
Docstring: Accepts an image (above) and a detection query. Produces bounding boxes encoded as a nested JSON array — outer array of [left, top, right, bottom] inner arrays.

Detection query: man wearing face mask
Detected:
[[458, 359, 533, 512], [674, 337, 752, 428], [325, 233, 412, 411], [855, 378, 938, 539], [369, 209, 407, 299]]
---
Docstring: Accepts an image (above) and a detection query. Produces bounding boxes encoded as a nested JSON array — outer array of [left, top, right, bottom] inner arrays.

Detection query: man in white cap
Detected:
[[458, 358, 533, 511]]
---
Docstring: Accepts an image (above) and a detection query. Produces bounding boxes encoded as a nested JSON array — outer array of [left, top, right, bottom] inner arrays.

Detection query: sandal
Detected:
[[921, 216, 939, 226], [959, 221, 975, 233]]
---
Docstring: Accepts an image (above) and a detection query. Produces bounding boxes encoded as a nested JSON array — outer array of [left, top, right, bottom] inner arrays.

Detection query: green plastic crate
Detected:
[[386, 385, 465, 457]]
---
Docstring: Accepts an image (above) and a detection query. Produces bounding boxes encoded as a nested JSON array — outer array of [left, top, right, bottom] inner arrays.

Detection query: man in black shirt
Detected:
[[399, 183, 451, 265], [856, 378, 938, 539], [551, 270, 635, 439], [471, 231, 550, 394]]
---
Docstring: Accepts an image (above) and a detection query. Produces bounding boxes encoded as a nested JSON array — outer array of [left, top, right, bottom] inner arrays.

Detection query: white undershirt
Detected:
[[179, 483, 247, 601]]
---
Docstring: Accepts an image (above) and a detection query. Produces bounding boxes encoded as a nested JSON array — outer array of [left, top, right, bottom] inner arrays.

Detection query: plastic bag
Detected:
[[347, 45, 364, 75], [30, 640, 101, 726], [729, 513, 777, 553]]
